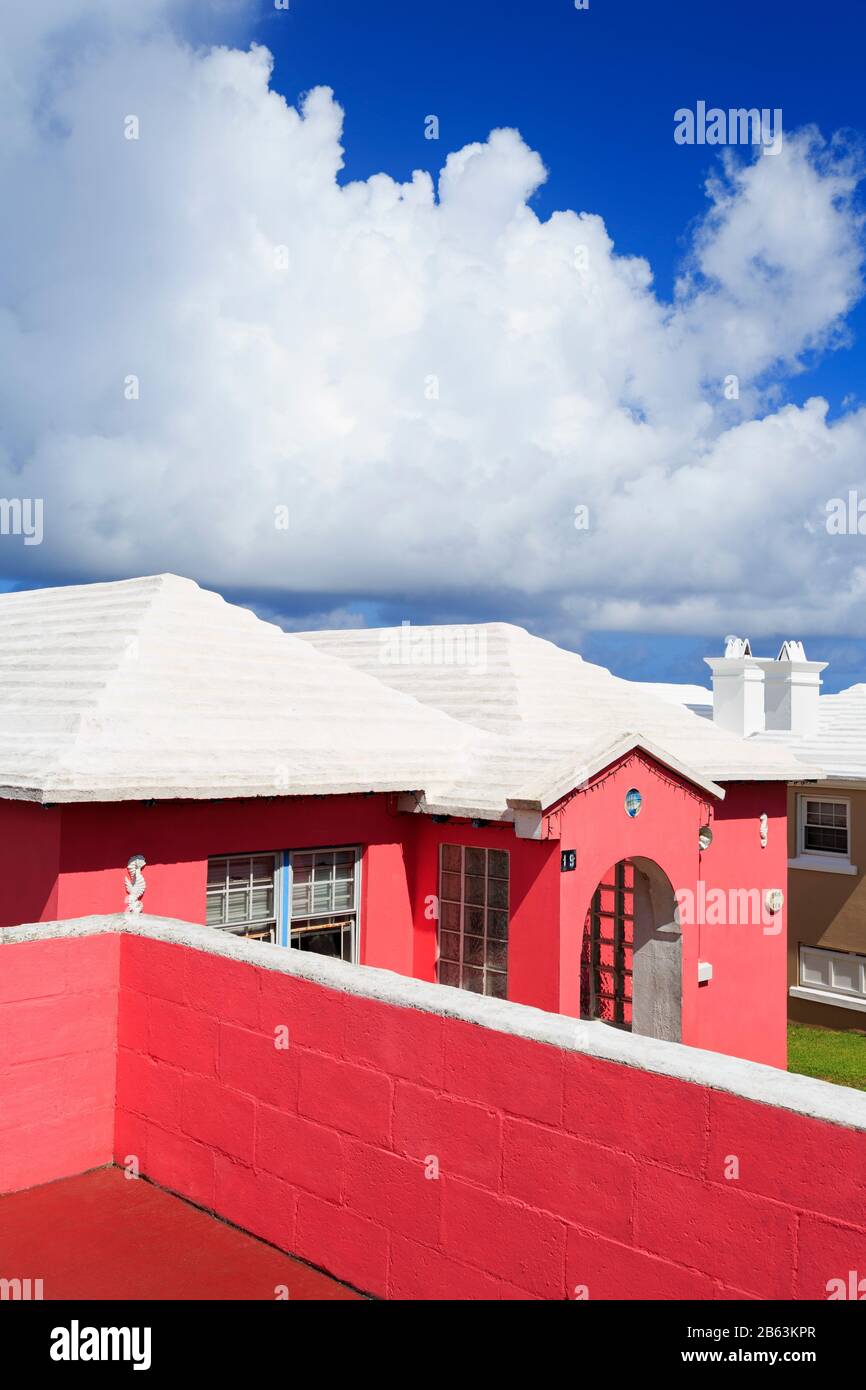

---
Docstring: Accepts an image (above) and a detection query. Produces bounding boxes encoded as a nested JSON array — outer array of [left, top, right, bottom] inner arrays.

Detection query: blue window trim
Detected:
[[279, 850, 291, 947]]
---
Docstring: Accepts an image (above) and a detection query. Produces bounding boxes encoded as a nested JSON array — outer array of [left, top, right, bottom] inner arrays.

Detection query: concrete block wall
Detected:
[[111, 920, 866, 1300], [0, 931, 118, 1191], [2, 916, 866, 1299]]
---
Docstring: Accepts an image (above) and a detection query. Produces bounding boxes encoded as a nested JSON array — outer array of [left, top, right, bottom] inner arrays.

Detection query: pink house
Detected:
[[0, 573, 819, 1068]]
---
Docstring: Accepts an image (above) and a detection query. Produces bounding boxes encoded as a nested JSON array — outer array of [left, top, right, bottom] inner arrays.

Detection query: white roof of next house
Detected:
[[0, 576, 820, 813], [298, 622, 821, 803], [795, 685, 866, 781], [636, 677, 866, 783], [0, 575, 477, 804]]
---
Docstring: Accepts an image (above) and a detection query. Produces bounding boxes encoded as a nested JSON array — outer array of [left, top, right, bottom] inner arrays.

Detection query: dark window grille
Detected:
[[581, 860, 634, 1031], [437, 844, 509, 998]]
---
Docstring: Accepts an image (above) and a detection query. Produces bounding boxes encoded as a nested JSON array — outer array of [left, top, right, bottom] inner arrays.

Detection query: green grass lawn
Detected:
[[788, 1023, 866, 1091]]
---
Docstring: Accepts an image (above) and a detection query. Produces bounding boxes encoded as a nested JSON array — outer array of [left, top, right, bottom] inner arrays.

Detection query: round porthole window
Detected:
[[699, 825, 713, 851], [624, 788, 642, 818]]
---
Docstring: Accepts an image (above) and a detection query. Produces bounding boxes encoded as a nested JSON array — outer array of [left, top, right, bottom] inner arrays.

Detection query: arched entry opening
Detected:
[[580, 857, 681, 1042]]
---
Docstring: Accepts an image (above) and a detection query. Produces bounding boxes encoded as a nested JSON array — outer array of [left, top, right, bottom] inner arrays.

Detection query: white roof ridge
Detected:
[[39, 576, 202, 789]]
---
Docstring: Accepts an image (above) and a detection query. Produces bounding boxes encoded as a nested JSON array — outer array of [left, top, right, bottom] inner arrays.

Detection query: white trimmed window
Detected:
[[799, 797, 850, 858], [289, 848, 359, 962], [438, 844, 509, 998], [206, 854, 278, 941], [798, 945, 866, 1005]]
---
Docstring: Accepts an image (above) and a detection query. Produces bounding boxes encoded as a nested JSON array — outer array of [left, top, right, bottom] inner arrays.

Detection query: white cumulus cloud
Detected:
[[0, 1, 864, 642]]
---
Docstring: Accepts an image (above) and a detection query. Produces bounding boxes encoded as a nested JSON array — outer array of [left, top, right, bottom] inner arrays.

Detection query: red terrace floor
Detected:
[[0, 1167, 363, 1301]]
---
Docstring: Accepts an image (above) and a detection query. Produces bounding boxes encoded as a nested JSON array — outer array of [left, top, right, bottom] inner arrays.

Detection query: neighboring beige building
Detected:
[[641, 645, 866, 1031]]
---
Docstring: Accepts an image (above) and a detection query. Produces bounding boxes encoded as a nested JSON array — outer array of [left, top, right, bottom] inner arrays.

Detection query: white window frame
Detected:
[[287, 845, 361, 964], [790, 944, 866, 1013], [206, 853, 279, 941], [437, 844, 509, 998], [789, 794, 856, 876]]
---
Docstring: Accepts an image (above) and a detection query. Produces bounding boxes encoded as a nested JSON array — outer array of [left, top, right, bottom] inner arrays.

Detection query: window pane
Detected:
[[488, 850, 509, 880], [226, 890, 249, 923], [333, 880, 354, 910], [312, 882, 334, 912], [486, 938, 508, 972], [250, 885, 273, 920], [487, 877, 509, 910], [439, 931, 461, 963], [801, 950, 831, 987], [441, 844, 461, 873], [438, 961, 460, 988], [487, 910, 509, 941], [440, 872, 462, 902], [465, 875, 486, 906], [804, 824, 847, 854], [830, 957, 859, 993], [464, 935, 485, 967], [227, 859, 250, 887], [461, 966, 484, 993], [465, 906, 485, 937], [441, 902, 460, 932], [207, 861, 226, 887], [291, 884, 311, 915], [485, 971, 508, 999], [206, 894, 225, 926], [465, 847, 485, 876]]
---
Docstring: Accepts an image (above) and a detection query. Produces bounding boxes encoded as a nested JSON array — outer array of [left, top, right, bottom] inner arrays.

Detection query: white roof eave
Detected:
[[504, 732, 727, 813]]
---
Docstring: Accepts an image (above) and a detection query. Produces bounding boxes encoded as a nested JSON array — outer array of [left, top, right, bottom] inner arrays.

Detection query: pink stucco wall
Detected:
[[0, 933, 117, 1192], [553, 754, 789, 1065], [0, 757, 790, 1068], [1, 924, 864, 1299], [111, 932, 863, 1300]]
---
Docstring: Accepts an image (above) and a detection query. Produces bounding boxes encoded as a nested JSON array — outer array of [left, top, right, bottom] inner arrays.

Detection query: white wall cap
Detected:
[[2, 912, 865, 1135]]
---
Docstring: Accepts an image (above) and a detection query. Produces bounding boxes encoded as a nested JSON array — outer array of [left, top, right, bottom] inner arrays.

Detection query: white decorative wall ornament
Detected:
[[764, 888, 784, 915], [125, 855, 147, 914], [760, 813, 768, 849], [698, 825, 713, 851]]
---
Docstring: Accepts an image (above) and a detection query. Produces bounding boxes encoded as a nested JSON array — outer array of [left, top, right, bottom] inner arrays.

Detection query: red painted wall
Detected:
[[551, 752, 789, 1067], [52, 794, 413, 933], [0, 762, 790, 1068], [0, 800, 61, 928], [113, 935, 866, 1300], [409, 817, 560, 1011], [0, 933, 118, 1193]]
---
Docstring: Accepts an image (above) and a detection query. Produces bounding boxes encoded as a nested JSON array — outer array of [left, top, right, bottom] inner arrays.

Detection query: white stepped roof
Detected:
[[298, 623, 821, 797], [796, 685, 866, 780], [0, 578, 819, 812], [638, 682, 714, 716], [634, 677, 866, 782], [0, 576, 476, 803]]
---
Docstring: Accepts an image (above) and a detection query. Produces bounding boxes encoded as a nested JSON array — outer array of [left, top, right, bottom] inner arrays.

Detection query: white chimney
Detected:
[[703, 637, 765, 738], [757, 642, 827, 737]]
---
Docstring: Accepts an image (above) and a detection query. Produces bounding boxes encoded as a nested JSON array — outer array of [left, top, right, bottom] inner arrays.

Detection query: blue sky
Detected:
[[241, 0, 866, 688], [254, 0, 866, 414], [5, 0, 866, 692]]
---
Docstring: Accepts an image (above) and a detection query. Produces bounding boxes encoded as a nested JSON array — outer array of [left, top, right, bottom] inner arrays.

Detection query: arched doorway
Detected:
[[580, 857, 681, 1042]]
